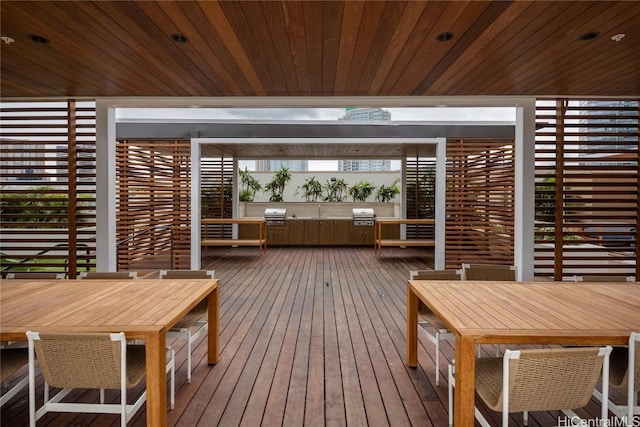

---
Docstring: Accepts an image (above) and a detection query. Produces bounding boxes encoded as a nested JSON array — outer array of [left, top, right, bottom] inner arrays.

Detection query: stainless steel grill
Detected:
[[264, 208, 287, 226], [352, 208, 375, 227]]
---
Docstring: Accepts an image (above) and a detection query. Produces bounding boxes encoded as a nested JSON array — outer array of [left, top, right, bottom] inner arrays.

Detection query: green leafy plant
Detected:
[[323, 178, 348, 202], [0, 186, 92, 228], [238, 167, 261, 202], [264, 166, 291, 202], [376, 178, 401, 202], [348, 180, 376, 202], [296, 176, 323, 202]]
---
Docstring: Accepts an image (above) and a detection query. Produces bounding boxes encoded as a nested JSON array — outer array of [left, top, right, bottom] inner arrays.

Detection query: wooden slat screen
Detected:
[[405, 157, 435, 239], [116, 139, 191, 270], [201, 157, 234, 239], [535, 99, 639, 280], [0, 100, 96, 278], [445, 138, 515, 268]]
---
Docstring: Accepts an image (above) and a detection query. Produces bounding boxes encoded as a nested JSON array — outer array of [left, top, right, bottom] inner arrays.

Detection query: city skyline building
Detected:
[[340, 107, 391, 122], [337, 159, 391, 172], [256, 159, 308, 172]]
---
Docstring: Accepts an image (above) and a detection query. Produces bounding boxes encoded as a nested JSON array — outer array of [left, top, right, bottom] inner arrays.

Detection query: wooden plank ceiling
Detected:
[[1, 1, 639, 98]]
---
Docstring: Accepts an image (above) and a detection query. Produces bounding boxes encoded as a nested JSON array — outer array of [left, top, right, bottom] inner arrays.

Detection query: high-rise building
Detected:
[[578, 100, 638, 165], [256, 159, 308, 171], [340, 107, 391, 122], [579, 100, 637, 150], [338, 108, 392, 171], [0, 139, 48, 182], [337, 159, 391, 171]]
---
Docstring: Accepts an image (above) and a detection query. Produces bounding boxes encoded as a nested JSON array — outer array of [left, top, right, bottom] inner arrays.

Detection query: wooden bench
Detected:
[[375, 218, 435, 255], [201, 218, 267, 255]]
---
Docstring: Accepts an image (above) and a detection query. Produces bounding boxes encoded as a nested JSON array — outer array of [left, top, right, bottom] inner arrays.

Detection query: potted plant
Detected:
[[238, 167, 262, 202], [376, 178, 400, 202], [348, 180, 376, 202], [296, 176, 323, 202], [323, 178, 348, 202], [263, 166, 291, 202]]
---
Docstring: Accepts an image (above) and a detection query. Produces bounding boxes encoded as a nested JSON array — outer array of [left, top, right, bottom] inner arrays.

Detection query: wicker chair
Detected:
[[79, 271, 138, 279], [160, 269, 215, 383], [5, 272, 66, 279], [409, 269, 462, 385], [461, 263, 516, 356], [574, 275, 634, 282], [461, 263, 516, 281], [594, 332, 640, 425], [26, 331, 174, 427], [447, 346, 612, 427], [0, 348, 29, 407]]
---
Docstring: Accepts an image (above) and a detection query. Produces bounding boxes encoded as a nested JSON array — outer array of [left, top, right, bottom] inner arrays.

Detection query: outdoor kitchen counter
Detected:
[[239, 218, 400, 246], [201, 218, 267, 255], [375, 218, 435, 255]]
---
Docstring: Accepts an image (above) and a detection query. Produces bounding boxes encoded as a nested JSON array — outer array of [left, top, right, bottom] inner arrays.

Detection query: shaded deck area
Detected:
[[2, 247, 618, 426]]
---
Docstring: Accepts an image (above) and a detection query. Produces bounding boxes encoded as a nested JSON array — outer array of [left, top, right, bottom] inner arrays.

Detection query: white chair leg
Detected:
[[100, 389, 105, 404], [447, 363, 454, 427], [523, 410, 528, 426], [435, 331, 440, 386], [187, 330, 192, 383]]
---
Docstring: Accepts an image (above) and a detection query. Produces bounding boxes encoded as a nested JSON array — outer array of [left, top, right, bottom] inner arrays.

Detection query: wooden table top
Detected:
[[0, 279, 219, 340], [408, 280, 640, 345]]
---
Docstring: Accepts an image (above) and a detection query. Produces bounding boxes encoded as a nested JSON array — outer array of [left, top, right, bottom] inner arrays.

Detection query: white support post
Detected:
[[95, 101, 117, 272], [191, 139, 202, 270], [514, 100, 537, 281], [435, 137, 447, 270]]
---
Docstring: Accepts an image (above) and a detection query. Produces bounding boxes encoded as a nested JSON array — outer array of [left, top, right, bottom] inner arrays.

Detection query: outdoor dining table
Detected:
[[406, 280, 640, 427], [0, 278, 220, 427]]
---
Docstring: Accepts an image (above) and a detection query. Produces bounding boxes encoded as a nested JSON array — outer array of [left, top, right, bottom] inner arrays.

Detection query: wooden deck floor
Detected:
[[2, 247, 620, 426]]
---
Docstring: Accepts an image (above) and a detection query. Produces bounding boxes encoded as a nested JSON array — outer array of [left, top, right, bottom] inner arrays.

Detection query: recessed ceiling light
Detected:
[[29, 34, 49, 44], [577, 31, 600, 41], [170, 34, 188, 43], [1, 36, 15, 44], [435, 32, 454, 42], [611, 33, 625, 42]]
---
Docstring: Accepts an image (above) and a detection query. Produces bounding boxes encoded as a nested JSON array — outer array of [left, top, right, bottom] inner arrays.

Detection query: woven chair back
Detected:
[[159, 270, 214, 279], [462, 264, 516, 281], [33, 333, 140, 390], [410, 270, 462, 281], [79, 271, 137, 279], [5, 272, 65, 279], [576, 275, 629, 282], [505, 347, 604, 412]]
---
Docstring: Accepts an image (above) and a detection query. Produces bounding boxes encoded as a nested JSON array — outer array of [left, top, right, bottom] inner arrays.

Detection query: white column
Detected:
[[514, 100, 537, 280], [191, 139, 202, 270], [435, 137, 446, 270], [95, 101, 117, 271]]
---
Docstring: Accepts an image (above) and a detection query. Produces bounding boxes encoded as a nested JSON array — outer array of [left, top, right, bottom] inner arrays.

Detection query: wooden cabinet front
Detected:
[[288, 220, 306, 245], [267, 225, 289, 245]]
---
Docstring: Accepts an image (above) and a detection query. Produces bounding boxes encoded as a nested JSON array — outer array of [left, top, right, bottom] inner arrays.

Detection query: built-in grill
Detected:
[[352, 208, 375, 227], [264, 208, 287, 226]]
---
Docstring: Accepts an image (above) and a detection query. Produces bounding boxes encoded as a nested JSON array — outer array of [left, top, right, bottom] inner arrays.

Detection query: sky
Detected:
[[116, 107, 516, 171], [116, 107, 516, 122]]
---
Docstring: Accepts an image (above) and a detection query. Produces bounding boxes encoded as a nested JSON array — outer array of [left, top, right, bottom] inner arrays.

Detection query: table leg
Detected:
[[406, 284, 418, 367], [454, 336, 476, 426], [145, 333, 167, 426], [208, 284, 220, 364]]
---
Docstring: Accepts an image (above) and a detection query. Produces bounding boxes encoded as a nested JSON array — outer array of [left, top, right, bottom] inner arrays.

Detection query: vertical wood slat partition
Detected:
[[445, 138, 515, 268], [0, 101, 96, 278], [201, 157, 235, 239], [535, 99, 639, 280], [405, 157, 435, 240], [116, 139, 191, 270]]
